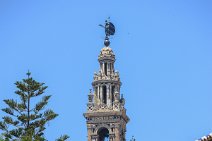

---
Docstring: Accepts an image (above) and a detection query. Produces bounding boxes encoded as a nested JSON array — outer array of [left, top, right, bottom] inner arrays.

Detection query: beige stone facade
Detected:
[[84, 46, 129, 141]]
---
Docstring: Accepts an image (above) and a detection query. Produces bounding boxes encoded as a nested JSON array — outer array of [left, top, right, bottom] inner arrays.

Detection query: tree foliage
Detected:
[[0, 135, 4, 141], [0, 71, 69, 141]]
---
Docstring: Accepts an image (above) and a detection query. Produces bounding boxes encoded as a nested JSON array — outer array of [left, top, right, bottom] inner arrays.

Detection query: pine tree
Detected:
[[0, 71, 69, 141]]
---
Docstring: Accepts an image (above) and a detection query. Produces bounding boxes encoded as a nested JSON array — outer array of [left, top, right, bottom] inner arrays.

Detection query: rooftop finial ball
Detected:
[[104, 39, 110, 46]]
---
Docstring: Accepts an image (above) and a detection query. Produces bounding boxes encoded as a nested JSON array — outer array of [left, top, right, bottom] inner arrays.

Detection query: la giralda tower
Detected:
[[84, 19, 130, 141]]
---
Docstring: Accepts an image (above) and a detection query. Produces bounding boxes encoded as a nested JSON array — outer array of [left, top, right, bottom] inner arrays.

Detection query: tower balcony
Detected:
[[86, 103, 125, 113]]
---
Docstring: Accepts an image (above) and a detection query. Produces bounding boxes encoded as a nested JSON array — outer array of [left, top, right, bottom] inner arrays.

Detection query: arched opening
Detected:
[[111, 86, 115, 104], [104, 63, 107, 76], [98, 127, 109, 141], [95, 87, 98, 97], [102, 85, 107, 104]]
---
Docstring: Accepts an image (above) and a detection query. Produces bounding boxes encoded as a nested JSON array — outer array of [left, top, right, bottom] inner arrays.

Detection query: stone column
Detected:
[[115, 85, 120, 100], [100, 85, 103, 104], [112, 63, 114, 73], [114, 127, 120, 141], [96, 85, 98, 104], [97, 85, 99, 98], [100, 63, 103, 74], [87, 126, 92, 141], [107, 63, 110, 75], [102, 63, 105, 75], [108, 63, 110, 75]]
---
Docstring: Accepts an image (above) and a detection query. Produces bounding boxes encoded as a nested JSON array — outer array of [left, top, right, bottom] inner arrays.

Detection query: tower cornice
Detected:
[[92, 80, 121, 86], [84, 111, 130, 124]]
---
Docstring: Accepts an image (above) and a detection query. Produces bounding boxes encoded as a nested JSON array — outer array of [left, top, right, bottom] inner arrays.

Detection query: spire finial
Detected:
[[99, 17, 115, 47], [26, 70, 31, 78]]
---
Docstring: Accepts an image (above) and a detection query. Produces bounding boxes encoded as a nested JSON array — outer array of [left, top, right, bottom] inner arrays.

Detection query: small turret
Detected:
[[88, 89, 93, 103]]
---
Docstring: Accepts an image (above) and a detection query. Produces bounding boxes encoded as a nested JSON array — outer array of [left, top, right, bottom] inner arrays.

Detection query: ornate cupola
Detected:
[[84, 19, 129, 141]]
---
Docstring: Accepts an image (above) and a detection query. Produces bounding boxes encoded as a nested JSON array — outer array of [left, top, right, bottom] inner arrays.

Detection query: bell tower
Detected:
[[84, 19, 129, 141]]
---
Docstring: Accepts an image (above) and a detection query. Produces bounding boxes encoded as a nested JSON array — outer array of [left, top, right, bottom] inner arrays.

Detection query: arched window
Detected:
[[102, 85, 107, 104], [98, 127, 109, 141]]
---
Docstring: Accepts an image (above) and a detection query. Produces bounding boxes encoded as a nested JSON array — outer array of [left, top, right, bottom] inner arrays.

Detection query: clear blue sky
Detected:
[[0, 0, 212, 141]]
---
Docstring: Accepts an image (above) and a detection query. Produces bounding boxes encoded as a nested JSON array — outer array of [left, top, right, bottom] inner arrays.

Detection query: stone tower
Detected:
[[84, 20, 129, 141]]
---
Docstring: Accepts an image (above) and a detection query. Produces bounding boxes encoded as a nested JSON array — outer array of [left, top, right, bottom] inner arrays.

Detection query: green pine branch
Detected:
[[0, 71, 69, 141], [56, 135, 70, 141]]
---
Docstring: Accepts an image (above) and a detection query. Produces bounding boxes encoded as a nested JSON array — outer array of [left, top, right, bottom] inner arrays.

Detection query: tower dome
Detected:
[[101, 46, 113, 55], [98, 46, 115, 62]]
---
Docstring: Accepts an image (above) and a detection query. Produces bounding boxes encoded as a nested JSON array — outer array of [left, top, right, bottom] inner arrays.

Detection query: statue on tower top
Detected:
[[99, 17, 115, 46]]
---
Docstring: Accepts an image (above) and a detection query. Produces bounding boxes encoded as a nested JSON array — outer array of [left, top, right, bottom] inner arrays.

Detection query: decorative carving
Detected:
[[93, 71, 120, 82], [87, 103, 125, 112]]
